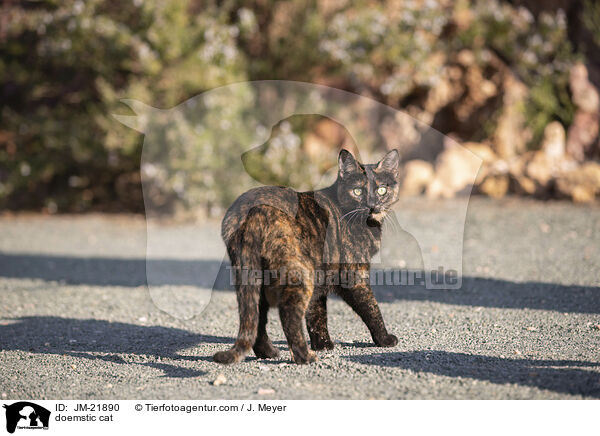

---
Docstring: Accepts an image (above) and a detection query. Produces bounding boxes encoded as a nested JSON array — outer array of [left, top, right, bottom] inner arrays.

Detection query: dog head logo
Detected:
[[3, 402, 50, 434], [114, 81, 481, 319]]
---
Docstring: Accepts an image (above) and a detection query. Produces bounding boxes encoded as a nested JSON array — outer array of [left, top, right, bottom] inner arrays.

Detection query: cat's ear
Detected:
[[338, 149, 360, 178], [376, 149, 400, 176]]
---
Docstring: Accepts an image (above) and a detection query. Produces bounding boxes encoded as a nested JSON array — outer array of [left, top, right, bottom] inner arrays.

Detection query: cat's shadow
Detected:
[[345, 350, 600, 398], [0, 316, 230, 378]]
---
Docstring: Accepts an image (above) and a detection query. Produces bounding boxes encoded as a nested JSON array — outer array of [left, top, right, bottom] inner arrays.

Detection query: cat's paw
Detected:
[[213, 350, 241, 364], [291, 348, 318, 364], [375, 334, 398, 348], [311, 337, 335, 351], [253, 341, 280, 359]]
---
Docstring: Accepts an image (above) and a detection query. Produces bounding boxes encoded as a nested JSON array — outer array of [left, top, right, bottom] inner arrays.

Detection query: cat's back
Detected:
[[221, 185, 301, 244], [221, 186, 339, 248]]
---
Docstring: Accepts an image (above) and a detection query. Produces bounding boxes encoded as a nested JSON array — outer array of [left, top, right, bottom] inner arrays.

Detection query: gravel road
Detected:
[[1, 197, 599, 399]]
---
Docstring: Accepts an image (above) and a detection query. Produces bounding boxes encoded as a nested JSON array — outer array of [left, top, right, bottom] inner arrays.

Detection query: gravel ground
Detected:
[[0, 197, 599, 399]]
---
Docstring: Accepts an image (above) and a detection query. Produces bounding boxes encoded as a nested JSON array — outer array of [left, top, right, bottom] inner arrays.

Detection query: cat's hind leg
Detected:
[[279, 281, 317, 364], [213, 279, 259, 363], [252, 290, 279, 359], [214, 245, 261, 364], [307, 292, 334, 351]]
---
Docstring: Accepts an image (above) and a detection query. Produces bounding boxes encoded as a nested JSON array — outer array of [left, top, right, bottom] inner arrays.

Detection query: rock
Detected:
[[525, 151, 553, 188], [512, 148, 575, 197], [479, 175, 509, 198], [454, 64, 498, 122], [555, 162, 600, 203], [303, 133, 328, 161], [303, 118, 358, 162], [464, 142, 497, 163], [400, 160, 434, 196], [507, 153, 533, 195], [566, 111, 599, 162], [539, 222, 551, 233], [461, 142, 501, 186], [424, 70, 464, 115], [257, 388, 275, 395], [511, 174, 537, 195], [456, 49, 475, 67], [464, 142, 499, 184], [541, 121, 566, 160], [313, 118, 347, 148], [571, 185, 595, 203], [426, 139, 482, 199], [212, 373, 227, 386], [582, 162, 600, 187], [453, 3, 473, 31], [493, 73, 531, 158], [407, 105, 433, 126], [303, 118, 357, 162], [570, 63, 599, 113], [381, 113, 421, 155], [567, 63, 600, 162]]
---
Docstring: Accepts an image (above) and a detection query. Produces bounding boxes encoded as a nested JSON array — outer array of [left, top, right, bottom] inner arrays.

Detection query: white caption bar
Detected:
[[0, 400, 595, 436]]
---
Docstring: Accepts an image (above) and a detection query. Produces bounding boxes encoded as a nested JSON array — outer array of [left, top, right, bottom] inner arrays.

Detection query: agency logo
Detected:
[[2, 402, 50, 434]]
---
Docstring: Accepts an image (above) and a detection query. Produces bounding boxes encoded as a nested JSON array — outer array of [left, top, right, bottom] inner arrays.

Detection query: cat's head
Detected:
[[336, 149, 400, 225]]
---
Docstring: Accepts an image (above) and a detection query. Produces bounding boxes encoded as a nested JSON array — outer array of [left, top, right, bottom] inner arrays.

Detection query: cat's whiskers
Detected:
[[346, 210, 361, 227], [343, 210, 359, 224], [340, 207, 369, 229], [340, 210, 356, 221], [383, 212, 401, 237], [391, 214, 401, 235], [358, 209, 370, 226], [382, 216, 391, 235], [346, 211, 360, 227], [340, 207, 367, 222]]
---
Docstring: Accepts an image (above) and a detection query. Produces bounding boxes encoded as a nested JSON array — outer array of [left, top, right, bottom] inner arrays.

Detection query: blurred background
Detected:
[[1, 0, 600, 216]]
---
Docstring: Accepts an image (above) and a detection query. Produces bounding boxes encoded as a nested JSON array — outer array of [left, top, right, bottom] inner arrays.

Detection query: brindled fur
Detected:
[[214, 149, 400, 364]]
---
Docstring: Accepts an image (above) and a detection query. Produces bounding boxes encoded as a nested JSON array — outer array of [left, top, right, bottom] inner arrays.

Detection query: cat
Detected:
[[213, 149, 400, 364]]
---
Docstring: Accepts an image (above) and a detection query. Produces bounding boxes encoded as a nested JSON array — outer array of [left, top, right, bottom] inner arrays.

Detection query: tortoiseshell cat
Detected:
[[214, 149, 400, 364]]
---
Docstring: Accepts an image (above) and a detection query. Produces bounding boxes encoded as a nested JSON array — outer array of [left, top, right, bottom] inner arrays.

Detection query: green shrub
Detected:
[[0, 0, 589, 213]]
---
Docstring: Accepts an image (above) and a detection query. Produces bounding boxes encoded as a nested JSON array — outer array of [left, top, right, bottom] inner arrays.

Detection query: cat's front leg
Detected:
[[339, 268, 397, 347]]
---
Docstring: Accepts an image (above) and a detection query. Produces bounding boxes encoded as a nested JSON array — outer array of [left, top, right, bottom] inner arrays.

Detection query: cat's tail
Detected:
[[214, 214, 263, 364]]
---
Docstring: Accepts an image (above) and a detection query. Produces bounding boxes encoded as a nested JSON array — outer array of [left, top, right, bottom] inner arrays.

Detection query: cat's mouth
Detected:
[[367, 210, 386, 226]]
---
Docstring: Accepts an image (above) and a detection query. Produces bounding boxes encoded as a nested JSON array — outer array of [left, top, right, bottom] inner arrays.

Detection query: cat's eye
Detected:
[[377, 186, 387, 196], [352, 188, 362, 196]]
